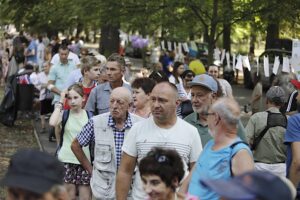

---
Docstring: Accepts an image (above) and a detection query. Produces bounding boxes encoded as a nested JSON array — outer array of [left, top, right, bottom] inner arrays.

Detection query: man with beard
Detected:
[[116, 82, 202, 200], [184, 74, 247, 147], [71, 87, 143, 199], [181, 97, 254, 200], [284, 79, 300, 198]]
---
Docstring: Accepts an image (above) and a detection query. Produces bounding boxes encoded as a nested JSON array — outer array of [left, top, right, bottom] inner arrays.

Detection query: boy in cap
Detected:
[[0, 149, 68, 200]]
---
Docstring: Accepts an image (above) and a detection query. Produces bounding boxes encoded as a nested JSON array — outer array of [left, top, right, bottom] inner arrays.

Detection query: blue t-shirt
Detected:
[[188, 138, 251, 200], [26, 40, 37, 64], [284, 113, 300, 195]]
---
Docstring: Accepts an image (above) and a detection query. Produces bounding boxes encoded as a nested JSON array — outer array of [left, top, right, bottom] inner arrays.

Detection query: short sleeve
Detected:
[[77, 119, 95, 147], [189, 127, 202, 163], [85, 87, 97, 113], [245, 116, 256, 143], [122, 124, 138, 157], [48, 65, 56, 81], [285, 115, 300, 143]]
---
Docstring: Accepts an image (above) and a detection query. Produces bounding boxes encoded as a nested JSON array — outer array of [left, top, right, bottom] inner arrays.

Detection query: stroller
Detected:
[[0, 69, 35, 126]]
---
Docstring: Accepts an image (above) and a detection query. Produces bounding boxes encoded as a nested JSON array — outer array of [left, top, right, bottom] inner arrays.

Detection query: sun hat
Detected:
[[0, 149, 64, 194]]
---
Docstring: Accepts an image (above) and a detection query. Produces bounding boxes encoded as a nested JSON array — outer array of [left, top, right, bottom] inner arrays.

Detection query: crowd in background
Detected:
[[1, 31, 300, 200]]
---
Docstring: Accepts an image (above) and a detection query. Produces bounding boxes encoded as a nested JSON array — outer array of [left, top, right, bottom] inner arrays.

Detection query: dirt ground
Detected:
[[0, 86, 38, 199]]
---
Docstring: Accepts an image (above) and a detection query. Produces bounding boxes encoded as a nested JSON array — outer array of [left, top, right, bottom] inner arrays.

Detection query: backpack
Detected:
[[57, 110, 93, 159], [250, 111, 287, 150]]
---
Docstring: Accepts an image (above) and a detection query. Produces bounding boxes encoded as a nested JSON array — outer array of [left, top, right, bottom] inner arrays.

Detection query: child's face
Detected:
[[87, 66, 100, 81], [141, 174, 174, 200], [67, 89, 83, 109]]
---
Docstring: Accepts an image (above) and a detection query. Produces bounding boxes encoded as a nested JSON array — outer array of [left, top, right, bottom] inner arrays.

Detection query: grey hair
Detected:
[[211, 98, 240, 126]]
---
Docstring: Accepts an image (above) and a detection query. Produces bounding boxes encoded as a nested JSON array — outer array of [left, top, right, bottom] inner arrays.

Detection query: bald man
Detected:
[[71, 87, 143, 199], [116, 82, 202, 200]]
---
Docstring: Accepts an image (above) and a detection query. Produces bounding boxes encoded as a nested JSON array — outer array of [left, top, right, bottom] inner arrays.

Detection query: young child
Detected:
[[36, 62, 53, 132], [49, 84, 91, 200], [79, 56, 100, 107]]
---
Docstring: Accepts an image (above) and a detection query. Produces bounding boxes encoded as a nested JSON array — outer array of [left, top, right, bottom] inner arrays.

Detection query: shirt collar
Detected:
[[107, 113, 133, 130]]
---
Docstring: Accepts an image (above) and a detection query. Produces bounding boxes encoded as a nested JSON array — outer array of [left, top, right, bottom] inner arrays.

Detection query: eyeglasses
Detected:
[[185, 74, 194, 78]]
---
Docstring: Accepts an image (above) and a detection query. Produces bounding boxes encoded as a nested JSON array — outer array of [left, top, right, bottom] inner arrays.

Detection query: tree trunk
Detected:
[[222, 0, 232, 53], [265, 21, 279, 50], [249, 28, 256, 54], [76, 22, 84, 37], [99, 24, 120, 57], [223, 23, 231, 53]]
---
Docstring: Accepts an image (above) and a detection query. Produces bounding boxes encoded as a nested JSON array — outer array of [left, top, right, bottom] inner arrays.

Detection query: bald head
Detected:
[[110, 87, 132, 103], [152, 82, 178, 100], [211, 97, 240, 126]]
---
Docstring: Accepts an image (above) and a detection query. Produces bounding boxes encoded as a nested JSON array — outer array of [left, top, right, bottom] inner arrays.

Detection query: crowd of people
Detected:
[[1, 31, 300, 200]]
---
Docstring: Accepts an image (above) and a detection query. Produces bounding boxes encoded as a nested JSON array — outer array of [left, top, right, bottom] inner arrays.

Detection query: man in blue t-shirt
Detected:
[[285, 79, 300, 197]]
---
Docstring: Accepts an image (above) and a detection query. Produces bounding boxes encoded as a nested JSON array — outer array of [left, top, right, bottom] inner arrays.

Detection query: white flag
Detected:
[[256, 57, 259, 76], [220, 49, 226, 63], [178, 43, 182, 54], [226, 52, 230, 69], [235, 55, 243, 71], [272, 56, 280, 75], [167, 41, 172, 51], [161, 41, 165, 50], [243, 56, 251, 71], [282, 57, 290, 73], [232, 53, 236, 69], [182, 43, 189, 52], [264, 56, 270, 77]]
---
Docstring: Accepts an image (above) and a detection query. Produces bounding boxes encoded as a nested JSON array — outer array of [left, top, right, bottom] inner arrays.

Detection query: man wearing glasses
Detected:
[[184, 74, 247, 147], [181, 97, 254, 200]]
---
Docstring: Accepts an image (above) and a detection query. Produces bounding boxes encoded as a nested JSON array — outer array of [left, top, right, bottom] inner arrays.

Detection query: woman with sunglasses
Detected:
[[139, 147, 198, 200]]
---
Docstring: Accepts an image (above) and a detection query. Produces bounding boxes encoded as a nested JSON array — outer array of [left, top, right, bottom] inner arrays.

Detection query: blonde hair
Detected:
[[80, 56, 101, 75]]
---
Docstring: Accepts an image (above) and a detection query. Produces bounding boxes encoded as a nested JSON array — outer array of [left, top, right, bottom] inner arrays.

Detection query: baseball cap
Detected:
[[188, 74, 218, 92], [201, 171, 296, 200], [291, 79, 300, 89], [0, 149, 64, 194], [266, 86, 286, 104]]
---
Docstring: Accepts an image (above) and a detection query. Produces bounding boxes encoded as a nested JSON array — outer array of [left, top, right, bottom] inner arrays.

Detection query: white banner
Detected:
[[264, 56, 270, 77], [226, 52, 230, 69], [256, 57, 259, 76], [243, 56, 251, 71], [235, 55, 243, 71], [272, 56, 280, 75], [167, 41, 172, 51], [160, 41, 165, 50], [183, 43, 189, 52], [282, 57, 290, 73], [178, 43, 182, 54], [232, 54, 236, 69], [220, 49, 226, 63]]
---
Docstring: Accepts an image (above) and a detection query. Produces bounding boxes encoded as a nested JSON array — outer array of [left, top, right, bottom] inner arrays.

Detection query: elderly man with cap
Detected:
[[180, 97, 254, 200], [246, 86, 288, 177], [184, 74, 247, 147], [0, 149, 68, 200]]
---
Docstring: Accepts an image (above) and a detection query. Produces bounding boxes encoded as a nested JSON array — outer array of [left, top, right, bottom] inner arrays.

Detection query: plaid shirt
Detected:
[[77, 113, 133, 168]]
